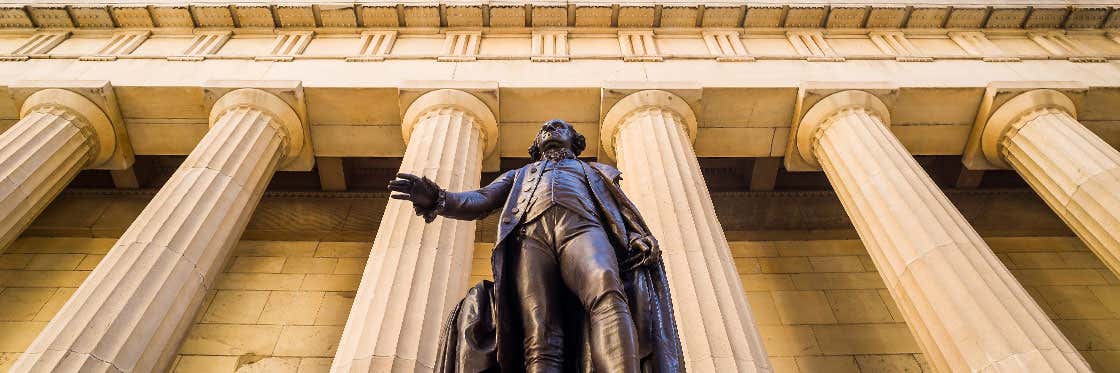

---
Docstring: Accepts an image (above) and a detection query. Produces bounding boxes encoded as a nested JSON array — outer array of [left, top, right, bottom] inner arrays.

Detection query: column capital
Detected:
[[20, 88, 119, 168], [210, 88, 308, 171], [966, 88, 1079, 170], [786, 89, 891, 171], [12, 81, 134, 170], [401, 88, 499, 160], [600, 89, 697, 160]]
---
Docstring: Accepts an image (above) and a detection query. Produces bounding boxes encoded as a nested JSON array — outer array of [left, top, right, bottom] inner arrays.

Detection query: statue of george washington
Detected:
[[388, 119, 683, 373]]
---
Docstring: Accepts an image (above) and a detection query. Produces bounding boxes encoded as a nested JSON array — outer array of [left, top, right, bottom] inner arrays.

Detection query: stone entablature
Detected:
[[2, 27, 1120, 63], [0, 2, 1119, 30]]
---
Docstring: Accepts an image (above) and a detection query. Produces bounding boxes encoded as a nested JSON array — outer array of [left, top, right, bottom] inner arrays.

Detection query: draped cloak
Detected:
[[433, 161, 684, 373]]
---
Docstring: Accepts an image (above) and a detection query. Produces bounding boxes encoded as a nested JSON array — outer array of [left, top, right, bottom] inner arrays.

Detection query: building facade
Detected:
[[0, 0, 1120, 372]]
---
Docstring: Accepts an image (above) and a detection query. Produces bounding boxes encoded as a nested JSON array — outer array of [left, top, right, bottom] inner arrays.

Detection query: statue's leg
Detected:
[[555, 210, 640, 373], [516, 218, 566, 373]]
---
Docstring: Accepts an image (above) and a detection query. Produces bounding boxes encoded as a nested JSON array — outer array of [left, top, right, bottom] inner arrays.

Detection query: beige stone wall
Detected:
[[4, 235, 1119, 372], [0, 238, 369, 373], [0, 237, 115, 372], [171, 241, 369, 372]]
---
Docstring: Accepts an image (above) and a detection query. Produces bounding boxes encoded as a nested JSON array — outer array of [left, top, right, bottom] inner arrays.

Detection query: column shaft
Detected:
[[813, 107, 1089, 372], [331, 107, 482, 372], [13, 101, 291, 372], [1001, 108, 1120, 274], [613, 107, 771, 372], [0, 106, 96, 251]]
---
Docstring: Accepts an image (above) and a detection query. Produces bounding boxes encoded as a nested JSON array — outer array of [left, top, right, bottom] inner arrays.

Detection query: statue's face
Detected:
[[536, 120, 576, 153]]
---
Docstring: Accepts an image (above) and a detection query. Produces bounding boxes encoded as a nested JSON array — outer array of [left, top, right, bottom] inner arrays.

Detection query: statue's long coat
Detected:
[[433, 161, 684, 373]]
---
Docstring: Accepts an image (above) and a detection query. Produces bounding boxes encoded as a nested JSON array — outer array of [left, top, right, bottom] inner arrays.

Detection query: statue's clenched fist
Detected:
[[388, 173, 441, 211]]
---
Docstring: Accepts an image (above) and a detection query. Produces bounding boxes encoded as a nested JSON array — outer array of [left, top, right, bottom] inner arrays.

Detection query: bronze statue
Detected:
[[389, 119, 683, 372]]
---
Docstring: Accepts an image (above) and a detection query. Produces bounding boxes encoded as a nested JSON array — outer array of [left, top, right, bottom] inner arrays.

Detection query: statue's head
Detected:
[[528, 119, 586, 161]]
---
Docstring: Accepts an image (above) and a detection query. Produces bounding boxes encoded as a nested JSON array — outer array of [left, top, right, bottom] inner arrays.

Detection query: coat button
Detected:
[[529, 168, 537, 173], [512, 208, 519, 213], [502, 217, 511, 224]]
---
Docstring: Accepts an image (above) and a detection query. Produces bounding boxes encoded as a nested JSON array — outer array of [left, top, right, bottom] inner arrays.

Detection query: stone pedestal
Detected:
[[978, 89, 1120, 276], [0, 89, 120, 252], [602, 90, 772, 373], [791, 90, 1089, 372], [12, 88, 304, 373], [331, 89, 497, 373]]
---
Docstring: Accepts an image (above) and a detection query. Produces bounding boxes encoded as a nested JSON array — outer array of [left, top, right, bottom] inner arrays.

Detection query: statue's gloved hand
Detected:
[[622, 233, 661, 271], [389, 173, 444, 222]]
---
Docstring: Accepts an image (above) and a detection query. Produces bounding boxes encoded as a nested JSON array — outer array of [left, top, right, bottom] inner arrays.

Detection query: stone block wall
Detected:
[[2, 235, 1119, 372], [172, 241, 369, 372], [0, 237, 116, 371]]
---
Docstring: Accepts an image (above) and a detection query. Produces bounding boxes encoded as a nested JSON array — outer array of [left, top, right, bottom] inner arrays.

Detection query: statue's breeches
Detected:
[[514, 206, 640, 373]]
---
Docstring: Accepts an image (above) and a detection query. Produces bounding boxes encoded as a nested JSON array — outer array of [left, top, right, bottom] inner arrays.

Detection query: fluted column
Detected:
[[792, 90, 1089, 372], [0, 89, 120, 252], [977, 89, 1120, 275], [331, 89, 497, 373], [13, 88, 304, 373], [602, 90, 772, 373]]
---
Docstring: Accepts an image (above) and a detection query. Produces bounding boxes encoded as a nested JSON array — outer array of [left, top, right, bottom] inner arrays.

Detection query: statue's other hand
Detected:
[[388, 173, 440, 210], [622, 234, 661, 271]]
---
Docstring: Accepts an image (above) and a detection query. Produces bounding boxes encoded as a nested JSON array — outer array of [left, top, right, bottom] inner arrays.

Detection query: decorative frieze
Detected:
[[905, 7, 948, 28], [531, 30, 569, 62], [27, 7, 72, 28], [1029, 31, 1105, 62], [276, 5, 316, 27], [437, 31, 480, 62], [866, 7, 907, 28], [531, 6, 566, 27], [826, 7, 867, 28], [346, 30, 397, 62], [660, 6, 699, 28], [618, 6, 656, 27], [868, 31, 931, 62], [574, 6, 611, 27], [986, 7, 1030, 28], [169, 31, 231, 61], [257, 31, 314, 61], [110, 7, 154, 27], [490, 5, 526, 27], [1067, 7, 1110, 29], [785, 6, 826, 28], [403, 6, 440, 27], [150, 6, 193, 28], [359, 6, 399, 27], [787, 30, 842, 62], [618, 30, 661, 62], [1025, 7, 1070, 28], [2, 3, 1120, 32], [0, 7, 34, 27], [80, 30, 150, 61], [948, 31, 1019, 62], [445, 5, 483, 27], [233, 5, 275, 28], [701, 6, 743, 27], [743, 6, 783, 28], [70, 7, 115, 28], [319, 5, 358, 27], [1, 31, 68, 60], [702, 31, 753, 62], [0, 23, 1117, 64], [945, 7, 987, 28]]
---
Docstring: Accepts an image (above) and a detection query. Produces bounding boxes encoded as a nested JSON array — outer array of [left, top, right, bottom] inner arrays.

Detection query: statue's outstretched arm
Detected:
[[441, 170, 516, 221], [389, 170, 515, 223]]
